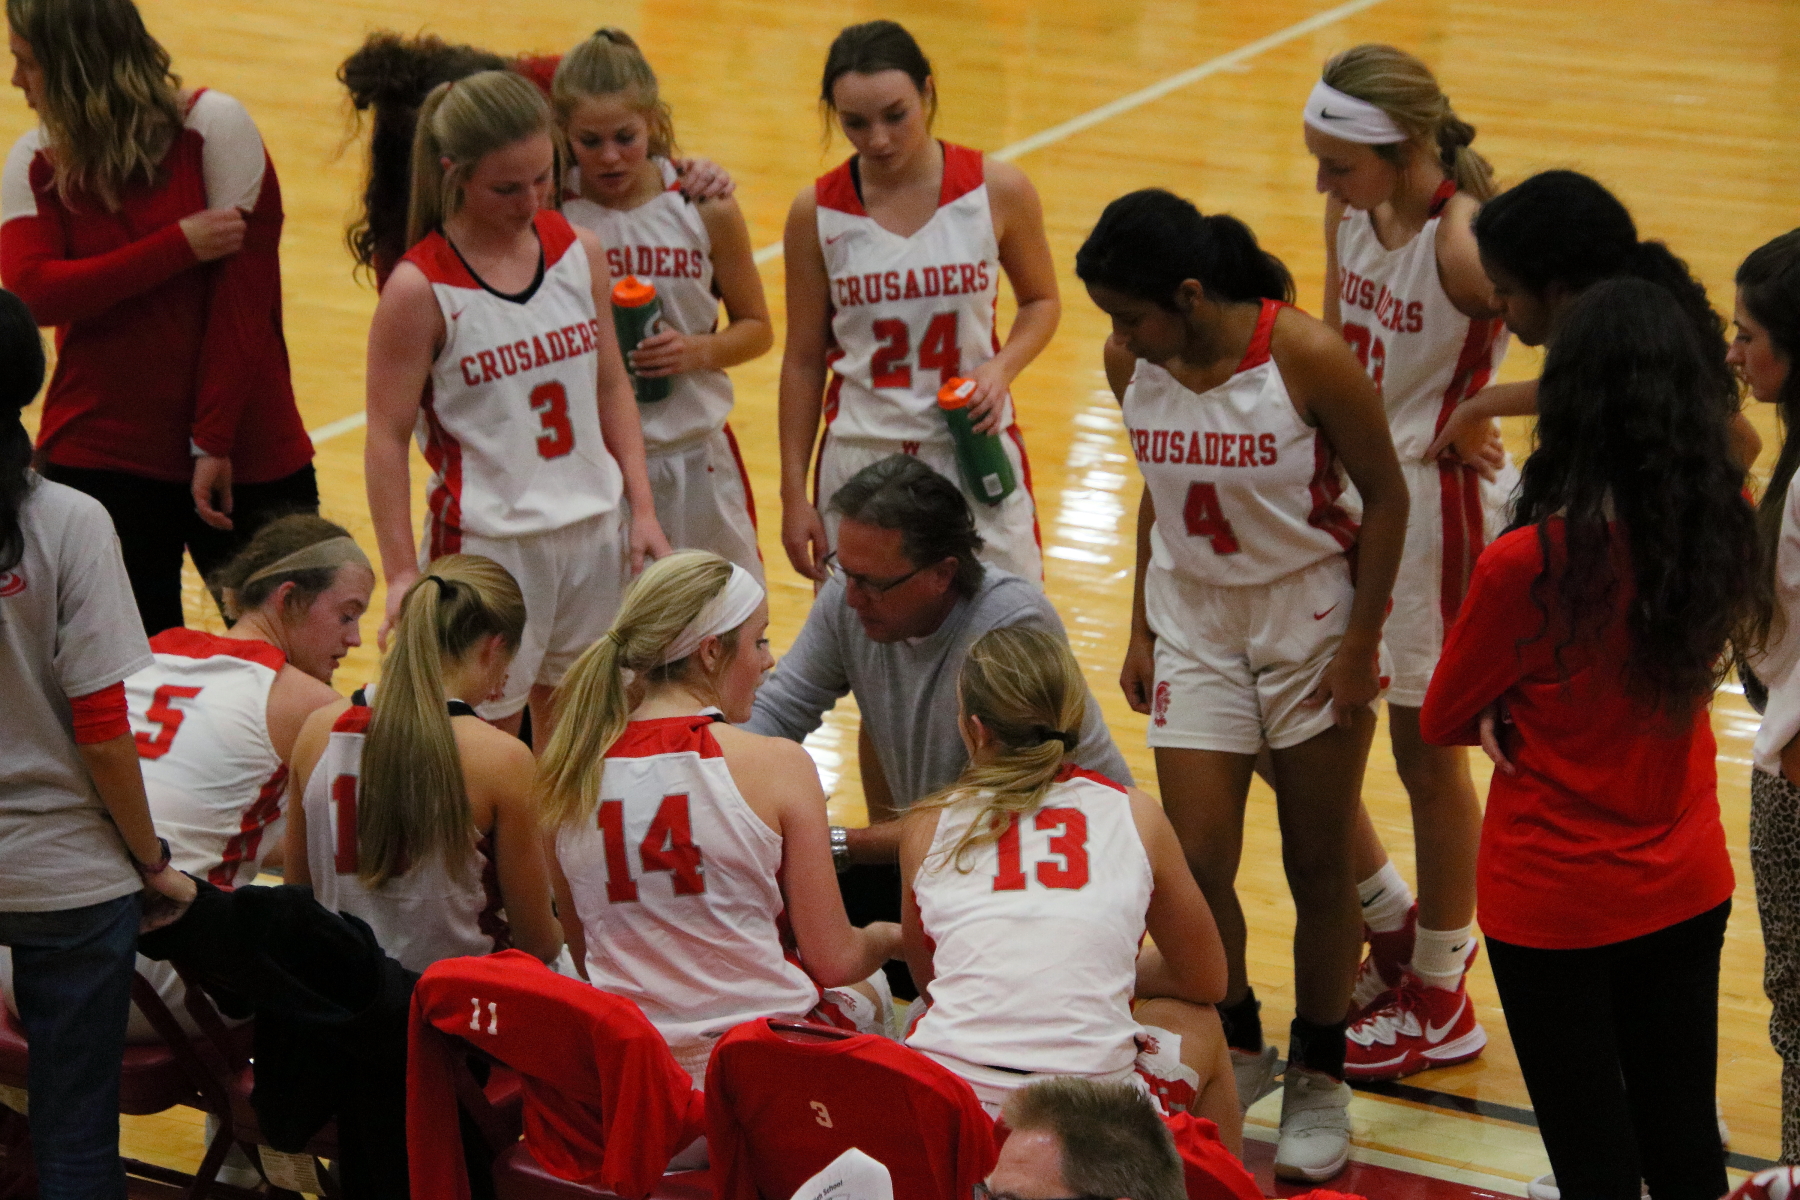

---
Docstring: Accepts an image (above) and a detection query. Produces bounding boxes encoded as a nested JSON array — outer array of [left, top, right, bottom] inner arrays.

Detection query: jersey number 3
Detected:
[[993, 808, 1091, 891], [870, 313, 960, 389], [531, 381, 575, 460], [597, 795, 706, 901]]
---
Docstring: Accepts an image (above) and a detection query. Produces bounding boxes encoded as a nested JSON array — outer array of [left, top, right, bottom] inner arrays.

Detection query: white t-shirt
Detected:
[[1753, 466, 1800, 776], [0, 476, 152, 911]]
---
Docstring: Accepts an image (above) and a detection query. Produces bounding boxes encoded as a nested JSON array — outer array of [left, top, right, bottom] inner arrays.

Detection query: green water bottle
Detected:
[[610, 275, 673, 403], [938, 377, 1016, 505]]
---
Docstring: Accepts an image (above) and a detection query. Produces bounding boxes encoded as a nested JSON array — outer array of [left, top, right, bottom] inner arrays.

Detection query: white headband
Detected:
[[659, 565, 765, 666], [1303, 80, 1405, 145]]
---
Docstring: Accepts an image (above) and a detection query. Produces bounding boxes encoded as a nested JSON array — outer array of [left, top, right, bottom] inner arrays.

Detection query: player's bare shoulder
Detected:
[[712, 721, 821, 784]]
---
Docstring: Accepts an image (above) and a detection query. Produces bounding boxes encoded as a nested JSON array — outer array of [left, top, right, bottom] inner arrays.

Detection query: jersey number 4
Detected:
[[597, 795, 706, 902], [1182, 483, 1241, 555], [870, 313, 960, 389], [135, 684, 203, 760], [531, 381, 575, 460], [1340, 322, 1387, 393], [993, 808, 1091, 891]]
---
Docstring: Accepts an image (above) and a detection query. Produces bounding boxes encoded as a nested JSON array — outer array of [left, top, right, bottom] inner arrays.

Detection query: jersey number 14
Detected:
[[597, 795, 707, 901]]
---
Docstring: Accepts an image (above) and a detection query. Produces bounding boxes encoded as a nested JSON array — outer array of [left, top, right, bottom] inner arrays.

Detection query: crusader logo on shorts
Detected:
[[0, 570, 24, 598], [1152, 680, 1171, 728]]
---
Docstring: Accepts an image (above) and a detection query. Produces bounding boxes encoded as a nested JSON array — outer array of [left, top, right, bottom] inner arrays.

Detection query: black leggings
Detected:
[[1487, 901, 1730, 1200], [44, 463, 319, 636]]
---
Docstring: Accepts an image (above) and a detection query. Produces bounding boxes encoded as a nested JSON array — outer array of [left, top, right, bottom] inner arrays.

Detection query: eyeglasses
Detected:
[[972, 1182, 1107, 1200], [821, 551, 929, 596]]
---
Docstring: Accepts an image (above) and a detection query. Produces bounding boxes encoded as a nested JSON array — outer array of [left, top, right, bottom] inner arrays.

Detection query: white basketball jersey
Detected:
[[1124, 300, 1360, 587], [554, 715, 820, 1056], [563, 160, 734, 451], [406, 210, 623, 555], [816, 142, 1010, 445], [125, 629, 286, 889], [907, 766, 1151, 1077], [302, 707, 509, 973], [1335, 183, 1508, 461]]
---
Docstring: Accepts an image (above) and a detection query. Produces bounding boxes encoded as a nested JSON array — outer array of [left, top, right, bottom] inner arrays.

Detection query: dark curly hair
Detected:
[[339, 31, 507, 283], [1509, 277, 1768, 713]]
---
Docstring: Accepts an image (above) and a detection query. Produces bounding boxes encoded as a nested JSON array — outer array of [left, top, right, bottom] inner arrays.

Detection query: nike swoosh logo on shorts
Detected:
[[1313, 604, 1339, 620], [825, 232, 849, 245], [1426, 996, 1469, 1042]]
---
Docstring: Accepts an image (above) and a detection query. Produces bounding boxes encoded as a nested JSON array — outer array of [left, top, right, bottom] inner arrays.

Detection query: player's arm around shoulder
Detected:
[[1434, 191, 1502, 320], [1131, 786, 1227, 1005], [898, 801, 943, 1002], [457, 719, 562, 963], [282, 696, 353, 888]]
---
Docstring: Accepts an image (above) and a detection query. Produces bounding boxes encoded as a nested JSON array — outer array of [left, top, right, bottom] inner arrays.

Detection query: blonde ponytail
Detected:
[[405, 69, 557, 249], [537, 551, 739, 830], [359, 555, 526, 887], [551, 28, 678, 159], [916, 626, 1091, 874], [1322, 44, 1496, 202]]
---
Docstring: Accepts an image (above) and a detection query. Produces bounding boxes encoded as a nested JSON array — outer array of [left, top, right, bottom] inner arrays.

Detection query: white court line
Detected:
[[310, 0, 1386, 445]]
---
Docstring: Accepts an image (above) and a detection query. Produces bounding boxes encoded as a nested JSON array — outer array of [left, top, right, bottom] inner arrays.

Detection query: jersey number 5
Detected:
[[869, 313, 960, 389], [1341, 322, 1387, 393], [531, 381, 575, 460], [1182, 483, 1240, 555], [993, 808, 1091, 891], [597, 795, 707, 902], [135, 684, 203, 760]]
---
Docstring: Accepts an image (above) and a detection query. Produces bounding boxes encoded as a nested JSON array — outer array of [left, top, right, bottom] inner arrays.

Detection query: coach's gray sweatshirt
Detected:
[[744, 567, 1132, 810]]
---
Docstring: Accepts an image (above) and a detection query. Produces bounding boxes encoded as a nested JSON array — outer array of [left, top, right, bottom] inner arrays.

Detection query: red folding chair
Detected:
[[704, 1018, 997, 1200], [408, 952, 708, 1200]]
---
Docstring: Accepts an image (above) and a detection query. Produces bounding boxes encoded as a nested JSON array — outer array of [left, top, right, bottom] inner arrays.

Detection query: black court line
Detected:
[[1345, 1075, 1779, 1174]]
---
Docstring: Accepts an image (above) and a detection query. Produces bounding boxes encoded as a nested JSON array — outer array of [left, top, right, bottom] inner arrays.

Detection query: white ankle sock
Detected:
[[1357, 862, 1413, 934], [1412, 923, 1476, 991]]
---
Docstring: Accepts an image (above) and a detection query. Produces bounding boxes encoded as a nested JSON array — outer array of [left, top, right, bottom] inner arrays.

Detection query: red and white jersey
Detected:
[[555, 715, 819, 1057], [405, 209, 623, 554], [1335, 183, 1507, 461], [126, 629, 287, 889], [816, 142, 1008, 445], [301, 706, 509, 973], [1124, 300, 1359, 587], [564, 159, 733, 451], [907, 765, 1151, 1078]]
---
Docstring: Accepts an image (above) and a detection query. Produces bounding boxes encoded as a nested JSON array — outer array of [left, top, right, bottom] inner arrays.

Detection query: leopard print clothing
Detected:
[[1751, 768, 1800, 1163]]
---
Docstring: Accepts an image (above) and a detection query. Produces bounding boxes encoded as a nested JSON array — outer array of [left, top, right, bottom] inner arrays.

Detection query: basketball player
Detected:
[[1301, 45, 1505, 1080], [538, 551, 901, 1088], [553, 29, 770, 580], [286, 554, 562, 973], [778, 20, 1059, 583], [1077, 189, 1407, 1181], [363, 69, 669, 739], [901, 626, 1242, 1151]]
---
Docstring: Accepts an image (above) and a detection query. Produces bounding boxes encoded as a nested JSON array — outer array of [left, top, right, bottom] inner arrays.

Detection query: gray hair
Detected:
[[827, 455, 984, 597], [999, 1078, 1185, 1200]]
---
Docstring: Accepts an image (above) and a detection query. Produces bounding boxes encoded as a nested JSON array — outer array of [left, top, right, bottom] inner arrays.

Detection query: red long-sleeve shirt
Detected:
[[1420, 522, 1734, 949], [0, 90, 311, 484]]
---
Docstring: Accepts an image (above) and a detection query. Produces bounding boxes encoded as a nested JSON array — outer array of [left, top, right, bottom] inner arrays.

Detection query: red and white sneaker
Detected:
[[1351, 904, 1417, 1016], [1344, 969, 1486, 1081]]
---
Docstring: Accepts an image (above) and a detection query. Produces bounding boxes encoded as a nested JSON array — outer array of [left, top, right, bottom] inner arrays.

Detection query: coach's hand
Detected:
[[782, 499, 830, 582], [191, 454, 233, 530], [1120, 633, 1156, 715], [180, 207, 247, 262], [628, 508, 672, 575], [1303, 640, 1381, 727]]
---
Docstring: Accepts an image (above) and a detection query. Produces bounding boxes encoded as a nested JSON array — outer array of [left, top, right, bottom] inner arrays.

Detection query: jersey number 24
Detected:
[[870, 313, 960, 389]]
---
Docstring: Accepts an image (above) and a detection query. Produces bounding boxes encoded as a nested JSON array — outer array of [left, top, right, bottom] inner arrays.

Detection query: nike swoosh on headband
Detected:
[[1319, 108, 1351, 119]]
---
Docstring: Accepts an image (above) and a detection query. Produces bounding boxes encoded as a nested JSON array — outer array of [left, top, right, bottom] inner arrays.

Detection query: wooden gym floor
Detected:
[[8, 0, 1794, 1182]]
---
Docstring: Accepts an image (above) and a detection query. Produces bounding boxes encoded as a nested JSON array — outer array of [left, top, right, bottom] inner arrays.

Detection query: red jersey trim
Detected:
[[333, 705, 374, 735], [1429, 316, 1504, 627], [420, 379, 466, 558], [1427, 179, 1457, 219], [605, 714, 726, 760], [402, 210, 581, 289], [149, 627, 287, 673], [814, 141, 986, 217], [1054, 762, 1127, 793], [1234, 300, 1284, 373], [209, 763, 288, 889], [534, 209, 580, 267], [1306, 431, 1360, 551]]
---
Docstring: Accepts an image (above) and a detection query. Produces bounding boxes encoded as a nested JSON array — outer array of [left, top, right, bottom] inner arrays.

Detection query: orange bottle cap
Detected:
[[937, 378, 977, 409], [612, 276, 657, 307]]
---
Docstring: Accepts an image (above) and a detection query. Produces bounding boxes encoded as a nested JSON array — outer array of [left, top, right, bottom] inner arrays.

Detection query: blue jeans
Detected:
[[0, 893, 140, 1200]]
